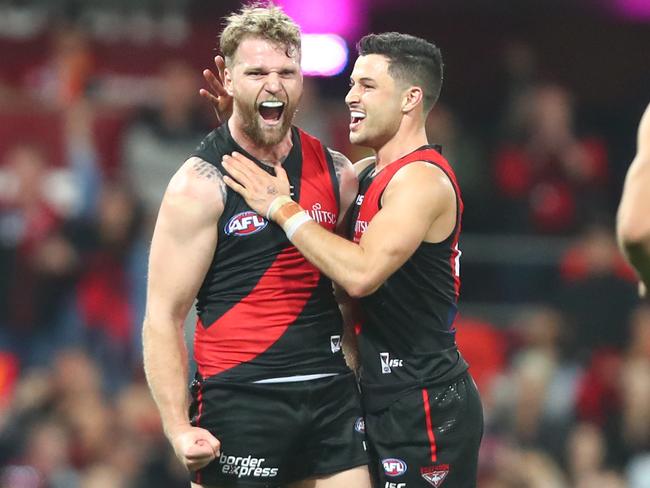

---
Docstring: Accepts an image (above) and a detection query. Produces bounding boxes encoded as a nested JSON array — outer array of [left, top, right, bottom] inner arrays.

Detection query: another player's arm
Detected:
[[223, 154, 453, 297], [329, 148, 359, 230], [336, 284, 361, 372], [142, 157, 224, 470], [353, 155, 376, 177], [287, 162, 452, 297], [617, 103, 650, 292], [328, 149, 361, 370]]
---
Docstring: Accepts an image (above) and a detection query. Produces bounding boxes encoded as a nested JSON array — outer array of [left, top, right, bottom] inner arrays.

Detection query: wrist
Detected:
[[282, 211, 313, 241], [164, 420, 192, 439], [266, 195, 294, 221], [273, 200, 304, 226]]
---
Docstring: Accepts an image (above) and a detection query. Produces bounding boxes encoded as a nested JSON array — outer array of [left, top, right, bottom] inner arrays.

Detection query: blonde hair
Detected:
[[220, 2, 301, 66]]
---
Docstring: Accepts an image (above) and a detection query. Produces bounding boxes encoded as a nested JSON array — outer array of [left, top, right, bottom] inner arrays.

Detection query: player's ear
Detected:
[[224, 67, 234, 97], [402, 87, 423, 113]]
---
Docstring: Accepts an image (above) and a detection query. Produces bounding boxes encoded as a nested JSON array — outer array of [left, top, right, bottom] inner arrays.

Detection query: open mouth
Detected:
[[258, 100, 285, 124], [349, 110, 366, 130]]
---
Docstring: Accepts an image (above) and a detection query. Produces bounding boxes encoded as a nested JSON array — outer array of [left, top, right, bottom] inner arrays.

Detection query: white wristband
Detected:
[[266, 195, 293, 220], [283, 211, 312, 240]]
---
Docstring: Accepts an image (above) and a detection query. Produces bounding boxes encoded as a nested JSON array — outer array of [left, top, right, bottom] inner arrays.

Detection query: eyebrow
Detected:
[[244, 64, 298, 70]]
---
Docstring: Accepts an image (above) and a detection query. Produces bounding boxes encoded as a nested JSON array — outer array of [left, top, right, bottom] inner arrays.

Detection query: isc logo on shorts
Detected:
[[379, 352, 403, 374], [382, 458, 408, 477], [224, 211, 267, 236]]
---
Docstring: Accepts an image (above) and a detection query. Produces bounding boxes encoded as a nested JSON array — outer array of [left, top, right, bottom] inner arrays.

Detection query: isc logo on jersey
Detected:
[[379, 352, 404, 374], [383, 458, 408, 477], [225, 211, 267, 236]]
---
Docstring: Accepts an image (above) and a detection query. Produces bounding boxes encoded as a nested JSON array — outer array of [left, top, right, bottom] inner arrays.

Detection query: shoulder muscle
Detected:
[[383, 161, 455, 222]]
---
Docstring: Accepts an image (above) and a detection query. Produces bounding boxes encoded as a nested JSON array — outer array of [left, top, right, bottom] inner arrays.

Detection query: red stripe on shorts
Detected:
[[422, 388, 438, 462]]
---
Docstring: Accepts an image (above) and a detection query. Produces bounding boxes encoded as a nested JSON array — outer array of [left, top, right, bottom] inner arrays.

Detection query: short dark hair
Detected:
[[357, 32, 443, 113]]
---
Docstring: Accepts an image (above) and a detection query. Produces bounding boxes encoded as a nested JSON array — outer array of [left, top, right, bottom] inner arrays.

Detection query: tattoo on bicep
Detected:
[[328, 149, 351, 186], [192, 159, 227, 203]]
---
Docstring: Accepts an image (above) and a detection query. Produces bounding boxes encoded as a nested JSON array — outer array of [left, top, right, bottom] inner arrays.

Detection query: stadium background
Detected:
[[0, 0, 649, 486]]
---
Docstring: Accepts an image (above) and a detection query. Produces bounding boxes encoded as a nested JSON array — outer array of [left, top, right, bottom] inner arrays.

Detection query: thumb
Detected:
[[202, 433, 221, 456], [186, 439, 217, 460], [276, 164, 290, 184]]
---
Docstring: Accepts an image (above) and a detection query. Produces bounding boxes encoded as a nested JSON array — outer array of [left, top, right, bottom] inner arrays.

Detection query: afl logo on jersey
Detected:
[[382, 458, 407, 477], [225, 211, 268, 237]]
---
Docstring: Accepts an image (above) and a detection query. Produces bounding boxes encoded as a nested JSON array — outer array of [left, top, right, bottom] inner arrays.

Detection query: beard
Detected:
[[237, 96, 298, 147]]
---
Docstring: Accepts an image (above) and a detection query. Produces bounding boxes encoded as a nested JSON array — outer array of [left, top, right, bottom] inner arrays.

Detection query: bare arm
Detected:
[[328, 148, 359, 232], [326, 150, 361, 369], [284, 163, 453, 297], [617, 103, 650, 292], [353, 155, 376, 176], [222, 154, 455, 298], [336, 284, 361, 372], [143, 157, 225, 470]]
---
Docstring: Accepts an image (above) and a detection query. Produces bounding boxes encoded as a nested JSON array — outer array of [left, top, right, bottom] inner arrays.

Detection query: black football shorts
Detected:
[[189, 372, 369, 487], [365, 372, 483, 488]]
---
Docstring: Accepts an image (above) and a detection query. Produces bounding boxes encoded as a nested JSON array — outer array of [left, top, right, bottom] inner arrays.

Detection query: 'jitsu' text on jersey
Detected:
[[308, 203, 337, 225]]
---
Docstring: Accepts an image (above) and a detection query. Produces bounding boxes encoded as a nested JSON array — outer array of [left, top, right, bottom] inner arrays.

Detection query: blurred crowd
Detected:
[[0, 17, 648, 488]]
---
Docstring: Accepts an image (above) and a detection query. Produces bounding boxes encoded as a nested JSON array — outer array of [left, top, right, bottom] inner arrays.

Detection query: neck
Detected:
[[228, 115, 293, 164], [373, 118, 429, 171]]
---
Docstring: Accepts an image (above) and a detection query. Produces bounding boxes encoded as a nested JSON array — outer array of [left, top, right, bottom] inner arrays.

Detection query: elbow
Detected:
[[345, 274, 380, 298]]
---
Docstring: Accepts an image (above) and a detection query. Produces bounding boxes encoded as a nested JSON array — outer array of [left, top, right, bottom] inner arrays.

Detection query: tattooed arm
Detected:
[[325, 150, 361, 372], [327, 149, 359, 233], [191, 157, 228, 205], [143, 157, 223, 471]]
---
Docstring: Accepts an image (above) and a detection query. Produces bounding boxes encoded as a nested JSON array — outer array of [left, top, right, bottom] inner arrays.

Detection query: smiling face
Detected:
[[345, 54, 406, 150], [225, 36, 303, 147]]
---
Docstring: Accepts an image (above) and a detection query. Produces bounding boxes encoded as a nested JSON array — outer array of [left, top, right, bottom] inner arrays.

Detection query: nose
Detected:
[[345, 85, 359, 106], [265, 72, 281, 94]]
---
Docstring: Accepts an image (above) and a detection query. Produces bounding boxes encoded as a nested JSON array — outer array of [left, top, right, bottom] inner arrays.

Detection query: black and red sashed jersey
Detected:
[[350, 145, 469, 411], [190, 124, 349, 382]]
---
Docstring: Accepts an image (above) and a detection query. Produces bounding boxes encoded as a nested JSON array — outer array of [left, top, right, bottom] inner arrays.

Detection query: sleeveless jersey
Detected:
[[350, 145, 469, 412], [190, 123, 349, 382]]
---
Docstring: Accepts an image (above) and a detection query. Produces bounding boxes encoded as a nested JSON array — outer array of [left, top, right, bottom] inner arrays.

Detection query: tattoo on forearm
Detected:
[[192, 159, 227, 203]]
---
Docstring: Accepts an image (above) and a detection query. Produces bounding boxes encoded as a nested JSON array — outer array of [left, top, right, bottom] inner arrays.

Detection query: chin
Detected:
[[349, 132, 362, 145], [349, 131, 371, 148], [261, 126, 290, 145]]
